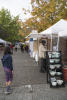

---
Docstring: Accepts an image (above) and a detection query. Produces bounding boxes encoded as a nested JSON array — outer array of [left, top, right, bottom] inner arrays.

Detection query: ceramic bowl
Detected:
[[49, 54, 52, 58], [52, 55, 55, 58], [51, 77, 56, 82], [57, 80, 63, 85], [50, 59, 54, 63], [56, 72, 62, 75], [56, 54, 60, 58], [50, 71, 56, 76], [56, 65, 61, 68], [55, 59, 60, 63], [52, 82, 57, 86], [50, 65, 55, 69]]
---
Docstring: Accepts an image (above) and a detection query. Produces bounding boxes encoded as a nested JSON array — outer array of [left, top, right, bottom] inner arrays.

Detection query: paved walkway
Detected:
[[0, 49, 67, 100]]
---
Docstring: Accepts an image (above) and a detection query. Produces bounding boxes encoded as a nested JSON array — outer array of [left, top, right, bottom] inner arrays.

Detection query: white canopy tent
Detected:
[[25, 30, 46, 39], [26, 30, 39, 61], [25, 40, 29, 44], [26, 19, 67, 60], [25, 30, 46, 62], [40, 19, 67, 51], [59, 30, 67, 37], [40, 19, 67, 36], [0, 38, 6, 44]]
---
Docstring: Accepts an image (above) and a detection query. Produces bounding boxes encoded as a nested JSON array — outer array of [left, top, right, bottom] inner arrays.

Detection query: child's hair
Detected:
[[4, 46, 11, 55]]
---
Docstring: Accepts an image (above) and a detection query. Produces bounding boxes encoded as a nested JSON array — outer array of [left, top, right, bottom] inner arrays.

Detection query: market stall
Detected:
[[26, 30, 46, 62], [39, 19, 67, 85], [40, 19, 67, 61], [46, 51, 65, 87], [0, 38, 7, 50], [0, 38, 6, 44], [40, 19, 67, 49]]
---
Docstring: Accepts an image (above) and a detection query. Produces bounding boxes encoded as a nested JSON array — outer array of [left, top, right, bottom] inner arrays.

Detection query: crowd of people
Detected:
[[5, 42, 29, 54]]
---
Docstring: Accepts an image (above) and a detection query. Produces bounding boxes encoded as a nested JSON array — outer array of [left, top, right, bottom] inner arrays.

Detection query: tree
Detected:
[[28, 0, 67, 32], [0, 8, 20, 42], [20, 0, 67, 37]]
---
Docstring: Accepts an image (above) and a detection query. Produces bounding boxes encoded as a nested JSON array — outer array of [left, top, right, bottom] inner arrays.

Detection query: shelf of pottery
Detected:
[[46, 51, 65, 88]]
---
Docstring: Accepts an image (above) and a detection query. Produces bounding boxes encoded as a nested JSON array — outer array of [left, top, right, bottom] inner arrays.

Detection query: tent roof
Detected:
[[40, 19, 67, 37], [59, 30, 67, 37], [25, 40, 29, 43], [25, 30, 39, 38], [25, 30, 46, 39], [0, 38, 6, 43]]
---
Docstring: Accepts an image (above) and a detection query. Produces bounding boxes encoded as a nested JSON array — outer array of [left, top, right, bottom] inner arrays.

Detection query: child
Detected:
[[1, 46, 13, 94]]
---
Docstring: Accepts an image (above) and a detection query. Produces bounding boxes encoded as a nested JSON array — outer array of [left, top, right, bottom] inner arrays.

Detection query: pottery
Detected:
[[49, 54, 52, 58], [57, 80, 63, 85], [50, 59, 54, 63], [50, 71, 56, 76], [50, 65, 55, 69], [56, 65, 61, 68], [56, 72, 62, 75], [51, 81, 57, 86], [51, 77, 56, 82], [55, 59, 60, 63]]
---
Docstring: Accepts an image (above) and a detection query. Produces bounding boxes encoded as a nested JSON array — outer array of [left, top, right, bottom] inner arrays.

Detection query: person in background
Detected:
[[39, 39, 47, 73], [10, 43, 13, 54], [25, 45, 29, 53], [23, 44, 26, 52], [15, 44, 17, 52], [20, 44, 24, 52], [1, 46, 13, 94]]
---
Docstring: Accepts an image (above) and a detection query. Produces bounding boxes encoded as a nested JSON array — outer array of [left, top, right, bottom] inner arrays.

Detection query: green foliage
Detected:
[[0, 8, 20, 42]]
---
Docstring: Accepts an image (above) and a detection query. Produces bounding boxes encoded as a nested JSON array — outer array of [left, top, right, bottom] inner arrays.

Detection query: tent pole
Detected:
[[37, 34, 39, 65], [51, 34, 52, 51], [57, 34, 60, 51]]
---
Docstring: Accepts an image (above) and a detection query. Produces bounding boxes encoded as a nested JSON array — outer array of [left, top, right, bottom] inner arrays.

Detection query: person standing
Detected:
[[25, 45, 29, 53], [10, 43, 13, 54], [15, 44, 17, 52], [39, 40, 47, 73], [20, 44, 24, 52], [1, 46, 13, 94]]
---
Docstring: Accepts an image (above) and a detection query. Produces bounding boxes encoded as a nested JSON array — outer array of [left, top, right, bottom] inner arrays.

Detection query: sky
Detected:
[[0, 0, 32, 21]]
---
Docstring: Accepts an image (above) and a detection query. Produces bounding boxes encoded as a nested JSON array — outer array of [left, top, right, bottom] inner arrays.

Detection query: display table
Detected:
[[46, 51, 65, 88]]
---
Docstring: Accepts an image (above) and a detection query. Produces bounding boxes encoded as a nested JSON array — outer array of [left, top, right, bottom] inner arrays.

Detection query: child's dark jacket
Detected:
[[1, 54, 13, 71]]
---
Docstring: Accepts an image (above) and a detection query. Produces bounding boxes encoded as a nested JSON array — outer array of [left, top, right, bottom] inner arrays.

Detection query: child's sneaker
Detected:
[[4, 86, 12, 95], [4, 91, 11, 95]]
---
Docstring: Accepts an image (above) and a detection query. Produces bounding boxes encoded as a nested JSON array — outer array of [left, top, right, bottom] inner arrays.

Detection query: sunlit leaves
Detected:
[[31, 0, 67, 31], [22, 0, 67, 36]]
